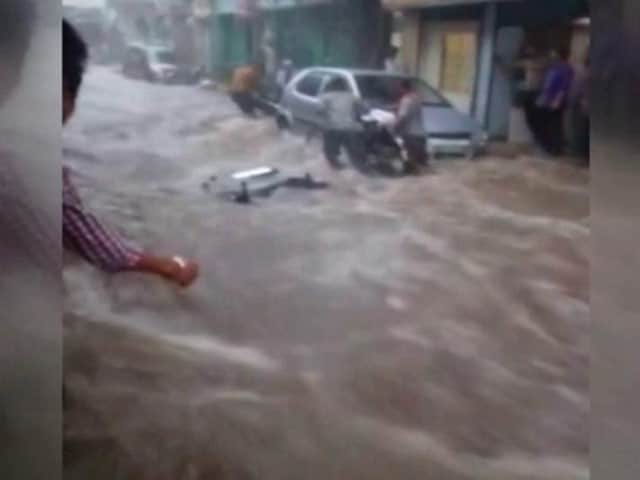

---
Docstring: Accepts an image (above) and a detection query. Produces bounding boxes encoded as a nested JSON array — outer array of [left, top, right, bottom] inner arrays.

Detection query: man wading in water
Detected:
[[394, 80, 428, 174], [63, 20, 199, 287]]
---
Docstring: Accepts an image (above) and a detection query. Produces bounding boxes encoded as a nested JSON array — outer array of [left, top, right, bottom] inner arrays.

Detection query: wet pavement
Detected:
[[64, 67, 589, 480]]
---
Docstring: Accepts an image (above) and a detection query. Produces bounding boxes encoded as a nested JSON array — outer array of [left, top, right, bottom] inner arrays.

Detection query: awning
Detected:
[[383, 0, 517, 10]]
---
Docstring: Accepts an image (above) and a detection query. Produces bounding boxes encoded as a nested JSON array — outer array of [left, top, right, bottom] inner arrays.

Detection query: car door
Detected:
[[290, 70, 329, 126]]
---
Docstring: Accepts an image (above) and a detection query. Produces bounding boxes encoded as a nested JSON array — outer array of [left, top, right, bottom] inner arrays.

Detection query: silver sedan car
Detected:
[[277, 67, 488, 158]]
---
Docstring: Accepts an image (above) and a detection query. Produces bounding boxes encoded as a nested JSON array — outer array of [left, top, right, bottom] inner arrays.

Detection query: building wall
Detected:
[[489, 25, 525, 140], [401, 5, 486, 115], [570, 24, 590, 68], [417, 19, 480, 113], [265, 7, 325, 66], [263, 0, 388, 69], [209, 14, 252, 75], [401, 11, 421, 74]]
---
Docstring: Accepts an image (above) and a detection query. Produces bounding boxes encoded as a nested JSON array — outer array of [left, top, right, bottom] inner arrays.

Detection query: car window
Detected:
[[354, 75, 449, 108], [319, 75, 355, 95], [415, 80, 450, 106], [154, 50, 176, 64], [126, 48, 144, 63], [295, 72, 326, 98]]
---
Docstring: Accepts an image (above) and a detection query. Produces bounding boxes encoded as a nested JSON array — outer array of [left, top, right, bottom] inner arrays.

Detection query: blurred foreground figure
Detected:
[[2, 4, 62, 478], [0, 0, 59, 274], [62, 20, 199, 287], [0, 0, 35, 104]]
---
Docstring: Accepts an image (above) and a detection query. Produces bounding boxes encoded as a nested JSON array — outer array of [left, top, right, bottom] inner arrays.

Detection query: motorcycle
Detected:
[[352, 110, 412, 176]]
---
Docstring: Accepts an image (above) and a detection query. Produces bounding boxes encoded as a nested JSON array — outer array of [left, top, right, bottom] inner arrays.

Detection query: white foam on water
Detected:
[[388, 325, 433, 349], [159, 334, 282, 372], [348, 414, 588, 480], [469, 201, 590, 238], [192, 389, 269, 405], [385, 295, 409, 312]]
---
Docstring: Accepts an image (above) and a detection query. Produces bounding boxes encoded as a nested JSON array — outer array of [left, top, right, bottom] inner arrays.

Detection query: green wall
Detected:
[[266, 0, 382, 68], [209, 14, 252, 76], [209, 0, 387, 75], [268, 7, 327, 67]]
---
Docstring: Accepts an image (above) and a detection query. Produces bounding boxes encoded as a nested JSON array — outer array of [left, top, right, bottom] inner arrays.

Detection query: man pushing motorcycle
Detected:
[[392, 79, 428, 173], [318, 77, 428, 175]]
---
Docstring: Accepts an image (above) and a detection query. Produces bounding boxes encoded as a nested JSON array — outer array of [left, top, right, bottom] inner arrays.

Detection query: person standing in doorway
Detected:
[[384, 46, 403, 74], [515, 46, 548, 144], [536, 49, 575, 156]]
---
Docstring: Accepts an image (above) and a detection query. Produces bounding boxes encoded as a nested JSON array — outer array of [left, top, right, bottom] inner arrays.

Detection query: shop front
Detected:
[[386, 0, 505, 124], [389, 0, 589, 140], [489, 0, 590, 140]]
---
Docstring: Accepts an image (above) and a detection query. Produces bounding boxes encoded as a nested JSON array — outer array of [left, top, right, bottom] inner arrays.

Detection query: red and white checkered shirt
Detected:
[[63, 166, 142, 272]]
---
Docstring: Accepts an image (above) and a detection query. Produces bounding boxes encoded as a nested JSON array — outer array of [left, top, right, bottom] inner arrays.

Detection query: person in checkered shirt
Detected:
[[63, 20, 198, 287]]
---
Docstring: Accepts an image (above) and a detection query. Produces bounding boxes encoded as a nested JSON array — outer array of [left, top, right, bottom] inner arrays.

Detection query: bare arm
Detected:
[[63, 169, 198, 286]]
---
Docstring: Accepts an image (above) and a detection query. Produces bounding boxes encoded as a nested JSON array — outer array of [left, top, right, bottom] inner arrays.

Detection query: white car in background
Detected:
[[121, 44, 200, 85]]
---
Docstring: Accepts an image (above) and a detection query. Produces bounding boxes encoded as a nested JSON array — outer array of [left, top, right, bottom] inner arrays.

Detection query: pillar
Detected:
[[474, 1, 497, 127], [401, 10, 421, 75]]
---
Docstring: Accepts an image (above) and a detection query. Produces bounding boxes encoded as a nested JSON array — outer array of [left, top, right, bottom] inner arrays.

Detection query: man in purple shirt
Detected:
[[63, 20, 199, 286], [536, 49, 575, 156]]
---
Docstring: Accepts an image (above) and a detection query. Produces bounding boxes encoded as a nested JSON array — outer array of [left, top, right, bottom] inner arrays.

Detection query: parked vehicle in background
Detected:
[[121, 44, 202, 85], [278, 68, 488, 159]]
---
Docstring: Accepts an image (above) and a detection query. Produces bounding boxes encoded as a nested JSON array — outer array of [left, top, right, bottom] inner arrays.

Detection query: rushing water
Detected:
[[64, 67, 589, 480]]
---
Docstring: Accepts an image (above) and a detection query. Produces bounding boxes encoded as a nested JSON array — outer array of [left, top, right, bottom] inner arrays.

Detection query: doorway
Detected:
[[419, 20, 479, 113]]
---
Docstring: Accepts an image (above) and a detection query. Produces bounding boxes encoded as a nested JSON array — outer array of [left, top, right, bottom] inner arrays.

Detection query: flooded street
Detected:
[[64, 67, 589, 480]]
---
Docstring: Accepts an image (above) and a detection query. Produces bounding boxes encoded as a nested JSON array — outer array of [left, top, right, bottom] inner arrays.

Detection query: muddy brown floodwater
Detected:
[[63, 67, 589, 480]]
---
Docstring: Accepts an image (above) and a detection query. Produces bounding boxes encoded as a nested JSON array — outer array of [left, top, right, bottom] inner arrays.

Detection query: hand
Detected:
[[134, 254, 200, 287], [165, 256, 199, 287]]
